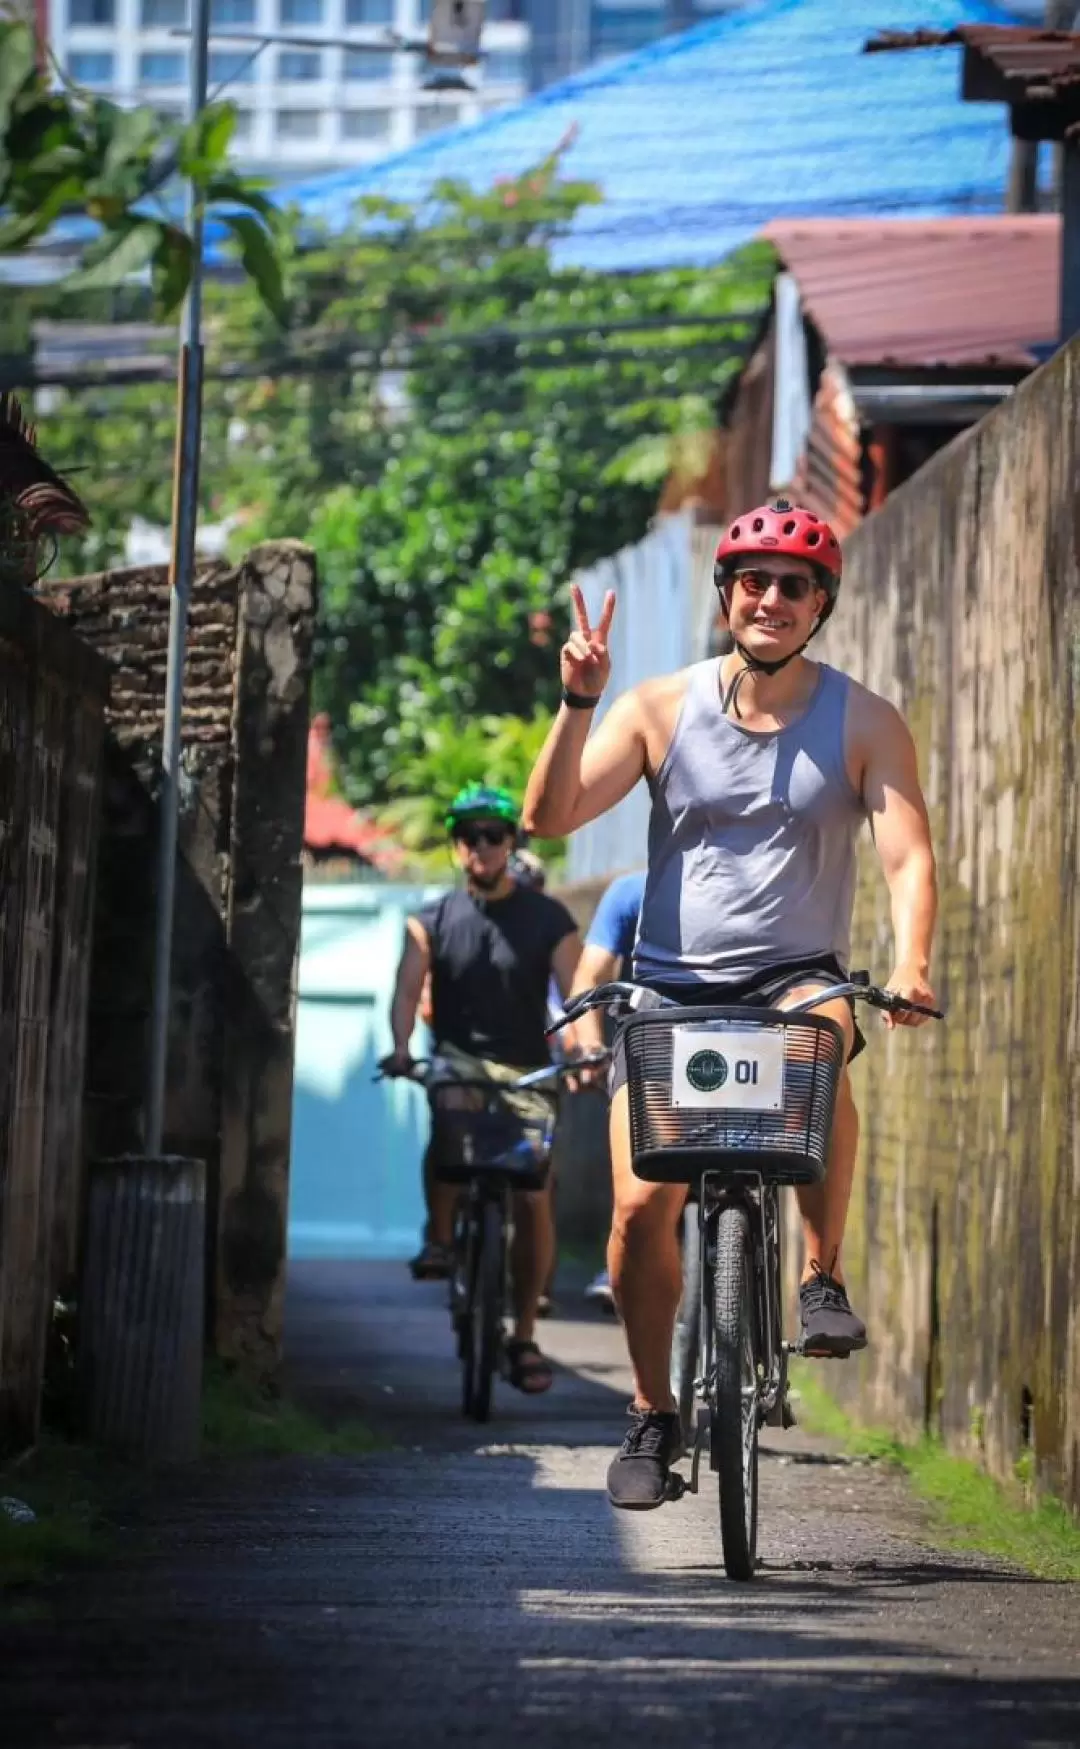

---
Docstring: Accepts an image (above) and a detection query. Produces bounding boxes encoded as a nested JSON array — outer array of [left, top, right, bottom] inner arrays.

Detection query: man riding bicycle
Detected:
[[383, 784, 583, 1395], [524, 498, 938, 1505]]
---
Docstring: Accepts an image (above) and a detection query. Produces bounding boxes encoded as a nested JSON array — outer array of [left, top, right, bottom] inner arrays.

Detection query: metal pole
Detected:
[[145, 0, 210, 1154]]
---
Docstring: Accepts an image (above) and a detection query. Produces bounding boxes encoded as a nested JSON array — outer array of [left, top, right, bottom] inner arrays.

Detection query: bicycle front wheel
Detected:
[[712, 1202, 760, 1581], [465, 1198, 503, 1424]]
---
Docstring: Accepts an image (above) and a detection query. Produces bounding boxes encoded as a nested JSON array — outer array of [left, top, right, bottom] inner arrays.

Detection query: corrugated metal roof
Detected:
[[278, 0, 1020, 275], [760, 217, 1059, 368]]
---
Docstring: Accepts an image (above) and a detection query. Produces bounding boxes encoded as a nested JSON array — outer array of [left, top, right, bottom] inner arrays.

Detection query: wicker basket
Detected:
[[429, 1084, 556, 1190], [621, 1005, 845, 1185]]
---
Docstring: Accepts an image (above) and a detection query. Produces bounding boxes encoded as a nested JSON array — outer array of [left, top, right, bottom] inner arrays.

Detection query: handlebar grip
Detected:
[[874, 990, 944, 1020]]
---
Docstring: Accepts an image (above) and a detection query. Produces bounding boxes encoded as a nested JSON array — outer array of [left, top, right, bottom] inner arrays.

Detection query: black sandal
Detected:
[[504, 1339, 554, 1395]]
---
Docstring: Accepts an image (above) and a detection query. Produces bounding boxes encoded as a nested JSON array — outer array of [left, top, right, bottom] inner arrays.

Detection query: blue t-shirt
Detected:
[[586, 871, 646, 968]]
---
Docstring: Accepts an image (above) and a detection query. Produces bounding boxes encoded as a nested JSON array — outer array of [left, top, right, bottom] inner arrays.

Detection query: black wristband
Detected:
[[562, 686, 600, 711]]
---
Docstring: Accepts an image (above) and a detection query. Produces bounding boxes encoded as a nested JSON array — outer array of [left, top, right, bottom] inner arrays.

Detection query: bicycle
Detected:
[[551, 972, 943, 1580], [380, 1052, 608, 1423]]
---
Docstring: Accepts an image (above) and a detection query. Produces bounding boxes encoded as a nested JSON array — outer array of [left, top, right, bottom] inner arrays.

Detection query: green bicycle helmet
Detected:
[[444, 783, 519, 835]]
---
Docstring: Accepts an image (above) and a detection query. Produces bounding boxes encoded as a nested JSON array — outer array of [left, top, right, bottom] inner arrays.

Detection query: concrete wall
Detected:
[[59, 542, 317, 1374], [817, 338, 1080, 1509]]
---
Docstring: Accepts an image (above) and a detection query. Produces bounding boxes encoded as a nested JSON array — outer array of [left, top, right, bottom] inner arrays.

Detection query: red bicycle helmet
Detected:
[[714, 498, 842, 625]]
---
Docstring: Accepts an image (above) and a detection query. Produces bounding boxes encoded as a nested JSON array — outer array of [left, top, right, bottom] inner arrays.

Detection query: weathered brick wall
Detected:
[[817, 338, 1080, 1509], [59, 543, 317, 1372], [60, 561, 238, 1179]]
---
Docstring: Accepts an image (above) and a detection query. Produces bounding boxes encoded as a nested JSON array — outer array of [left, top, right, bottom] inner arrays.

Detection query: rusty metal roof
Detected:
[[865, 25, 1080, 133], [760, 217, 1059, 369], [866, 26, 1080, 82]]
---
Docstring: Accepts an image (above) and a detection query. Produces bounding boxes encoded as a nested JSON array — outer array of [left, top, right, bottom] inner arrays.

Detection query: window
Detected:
[[420, 0, 521, 15], [212, 0, 255, 21], [483, 50, 524, 84], [139, 52, 185, 84], [279, 50, 322, 79], [141, 0, 185, 22], [342, 108, 391, 139], [209, 49, 255, 83], [414, 102, 460, 136], [67, 51, 115, 84], [344, 48, 389, 80], [279, 0, 323, 21], [419, 0, 521, 16], [345, 0, 393, 19], [591, 4, 665, 59], [68, 0, 114, 23], [276, 108, 321, 138], [231, 108, 254, 140]]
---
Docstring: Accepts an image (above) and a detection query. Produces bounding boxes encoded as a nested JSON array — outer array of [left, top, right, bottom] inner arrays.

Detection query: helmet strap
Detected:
[[721, 642, 809, 719]]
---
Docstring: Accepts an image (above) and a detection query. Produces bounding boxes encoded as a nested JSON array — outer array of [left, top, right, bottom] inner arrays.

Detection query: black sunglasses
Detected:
[[732, 567, 817, 603], [456, 823, 513, 849]]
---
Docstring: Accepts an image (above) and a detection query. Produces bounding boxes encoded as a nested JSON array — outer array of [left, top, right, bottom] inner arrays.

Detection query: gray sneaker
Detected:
[[585, 1268, 616, 1312], [798, 1263, 867, 1358]]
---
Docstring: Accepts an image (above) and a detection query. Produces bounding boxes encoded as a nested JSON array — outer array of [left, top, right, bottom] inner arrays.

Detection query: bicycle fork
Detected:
[[669, 1178, 795, 1505]]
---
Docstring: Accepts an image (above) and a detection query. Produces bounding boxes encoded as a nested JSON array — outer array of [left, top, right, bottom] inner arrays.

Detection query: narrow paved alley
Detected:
[[4, 1262, 1079, 1747]]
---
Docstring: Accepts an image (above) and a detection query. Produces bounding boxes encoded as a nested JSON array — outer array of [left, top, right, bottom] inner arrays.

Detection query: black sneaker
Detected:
[[799, 1263, 867, 1358], [408, 1241, 453, 1281], [606, 1407, 684, 1510]]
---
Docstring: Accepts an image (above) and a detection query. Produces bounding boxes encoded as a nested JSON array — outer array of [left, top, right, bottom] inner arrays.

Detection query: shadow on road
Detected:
[[2, 1258, 1078, 1749]]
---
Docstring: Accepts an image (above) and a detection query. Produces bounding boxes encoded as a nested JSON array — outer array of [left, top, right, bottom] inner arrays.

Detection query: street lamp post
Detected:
[[145, 0, 210, 1154], [145, 0, 484, 1152]]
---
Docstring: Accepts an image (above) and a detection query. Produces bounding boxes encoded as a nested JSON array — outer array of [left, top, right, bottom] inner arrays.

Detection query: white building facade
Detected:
[[49, 0, 530, 174]]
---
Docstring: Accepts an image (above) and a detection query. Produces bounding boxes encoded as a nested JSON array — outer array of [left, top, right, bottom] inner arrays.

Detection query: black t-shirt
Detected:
[[417, 885, 577, 1067]]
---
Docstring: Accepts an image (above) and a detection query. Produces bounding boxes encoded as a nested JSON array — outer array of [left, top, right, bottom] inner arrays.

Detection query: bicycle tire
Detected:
[[467, 1198, 504, 1424], [458, 1203, 479, 1416], [671, 1201, 701, 1443], [712, 1202, 760, 1581]]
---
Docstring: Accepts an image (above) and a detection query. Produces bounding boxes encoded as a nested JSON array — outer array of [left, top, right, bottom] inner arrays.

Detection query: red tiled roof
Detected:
[[304, 715, 401, 872], [761, 217, 1059, 370]]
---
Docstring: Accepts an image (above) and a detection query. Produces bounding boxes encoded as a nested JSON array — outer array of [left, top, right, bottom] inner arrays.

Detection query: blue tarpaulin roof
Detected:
[[279, 0, 1021, 273]]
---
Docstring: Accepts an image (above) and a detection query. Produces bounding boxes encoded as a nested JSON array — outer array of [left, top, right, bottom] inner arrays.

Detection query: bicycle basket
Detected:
[[429, 1083, 555, 1190], [620, 1005, 845, 1185]]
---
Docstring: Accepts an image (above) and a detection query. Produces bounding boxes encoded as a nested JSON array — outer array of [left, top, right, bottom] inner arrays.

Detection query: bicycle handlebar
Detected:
[[547, 974, 943, 1035], [373, 1050, 611, 1089]]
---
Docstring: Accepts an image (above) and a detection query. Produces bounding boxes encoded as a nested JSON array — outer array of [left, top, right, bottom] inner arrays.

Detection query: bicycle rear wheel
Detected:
[[712, 1202, 760, 1581], [464, 1197, 503, 1424]]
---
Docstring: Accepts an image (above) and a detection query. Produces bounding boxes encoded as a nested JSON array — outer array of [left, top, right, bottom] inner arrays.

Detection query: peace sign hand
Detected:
[[562, 584, 616, 701]]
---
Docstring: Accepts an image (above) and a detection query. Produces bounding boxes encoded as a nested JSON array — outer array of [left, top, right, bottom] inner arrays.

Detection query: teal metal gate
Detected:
[[289, 882, 445, 1259]]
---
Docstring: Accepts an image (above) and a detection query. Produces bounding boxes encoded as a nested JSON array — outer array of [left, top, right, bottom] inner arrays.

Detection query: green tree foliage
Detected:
[[10, 151, 773, 843], [0, 19, 283, 319]]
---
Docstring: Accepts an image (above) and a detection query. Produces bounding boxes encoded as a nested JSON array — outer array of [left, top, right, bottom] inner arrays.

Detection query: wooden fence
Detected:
[[0, 584, 108, 1452]]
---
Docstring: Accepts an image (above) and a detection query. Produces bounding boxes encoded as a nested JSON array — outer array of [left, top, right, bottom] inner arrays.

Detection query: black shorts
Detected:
[[609, 953, 864, 1097]]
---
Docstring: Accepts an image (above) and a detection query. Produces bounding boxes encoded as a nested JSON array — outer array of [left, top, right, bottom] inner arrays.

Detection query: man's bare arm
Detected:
[[566, 942, 620, 1059], [861, 697, 938, 1026], [389, 917, 431, 1060], [523, 689, 647, 838]]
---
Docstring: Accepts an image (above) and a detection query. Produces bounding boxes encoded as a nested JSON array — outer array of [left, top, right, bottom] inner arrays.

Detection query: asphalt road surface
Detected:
[[3, 1259, 1079, 1747]]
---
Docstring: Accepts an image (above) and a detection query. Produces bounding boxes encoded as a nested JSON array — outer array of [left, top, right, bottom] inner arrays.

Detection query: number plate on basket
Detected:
[[671, 1024, 786, 1111]]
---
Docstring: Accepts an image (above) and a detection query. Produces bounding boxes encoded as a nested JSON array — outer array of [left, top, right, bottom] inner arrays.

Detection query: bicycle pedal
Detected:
[[664, 1471, 688, 1503]]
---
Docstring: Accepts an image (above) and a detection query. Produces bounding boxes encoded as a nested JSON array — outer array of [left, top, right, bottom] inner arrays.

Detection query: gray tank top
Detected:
[[634, 660, 865, 985]]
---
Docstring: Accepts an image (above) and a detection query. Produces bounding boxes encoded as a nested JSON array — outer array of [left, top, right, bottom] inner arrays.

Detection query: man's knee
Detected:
[[611, 1186, 681, 1256]]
